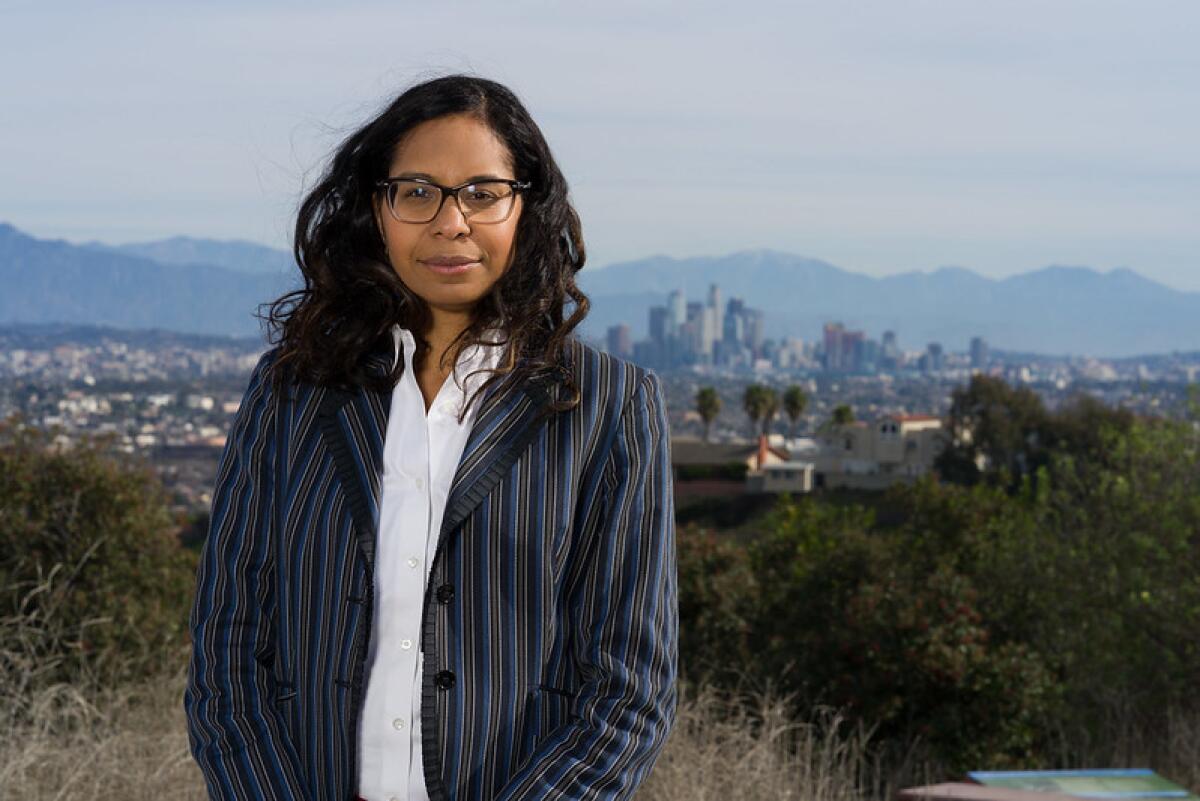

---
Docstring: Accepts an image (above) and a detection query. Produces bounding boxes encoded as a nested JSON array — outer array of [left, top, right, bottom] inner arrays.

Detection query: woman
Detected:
[[183, 74, 678, 801]]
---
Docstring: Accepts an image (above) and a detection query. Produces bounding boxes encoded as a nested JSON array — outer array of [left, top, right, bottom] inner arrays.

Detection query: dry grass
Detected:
[[0, 664, 207, 800], [2, 632, 1196, 800], [0, 666, 892, 800], [640, 679, 888, 801]]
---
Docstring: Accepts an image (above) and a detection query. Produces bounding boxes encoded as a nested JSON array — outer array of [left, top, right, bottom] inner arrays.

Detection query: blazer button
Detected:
[[435, 670, 456, 690], [435, 583, 455, 604]]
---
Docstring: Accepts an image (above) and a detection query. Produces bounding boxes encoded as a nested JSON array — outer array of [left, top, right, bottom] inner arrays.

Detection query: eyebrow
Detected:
[[394, 171, 511, 183]]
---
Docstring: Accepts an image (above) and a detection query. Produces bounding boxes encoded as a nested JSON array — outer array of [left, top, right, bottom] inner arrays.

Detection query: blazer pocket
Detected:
[[273, 672, 297, 703], [516, 682, 581, 767], [530, 682, 581, 721]]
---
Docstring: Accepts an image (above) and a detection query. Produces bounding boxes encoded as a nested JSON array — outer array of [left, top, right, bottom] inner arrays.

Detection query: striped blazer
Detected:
[[183, 334, 678, 801]]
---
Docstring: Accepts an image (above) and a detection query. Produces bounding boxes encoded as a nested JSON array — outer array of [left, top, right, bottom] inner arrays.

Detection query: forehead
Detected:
[[387, 113, 514, 181]]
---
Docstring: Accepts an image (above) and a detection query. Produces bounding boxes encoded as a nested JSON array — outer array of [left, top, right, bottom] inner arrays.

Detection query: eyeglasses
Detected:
[[374, 176, 532, 224]]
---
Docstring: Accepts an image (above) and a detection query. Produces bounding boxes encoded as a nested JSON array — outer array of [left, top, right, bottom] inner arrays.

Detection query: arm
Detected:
[[495, 370, 679, 801], [183, 351, 311, 801]]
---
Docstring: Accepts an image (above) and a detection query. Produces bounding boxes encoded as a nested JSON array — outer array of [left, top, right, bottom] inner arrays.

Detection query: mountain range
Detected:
[[578, 250, 1200, 357], [1, 222, 1195, 357]]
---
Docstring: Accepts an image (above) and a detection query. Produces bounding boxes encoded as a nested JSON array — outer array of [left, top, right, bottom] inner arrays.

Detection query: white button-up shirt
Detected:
[[357, 324, 506, 801]]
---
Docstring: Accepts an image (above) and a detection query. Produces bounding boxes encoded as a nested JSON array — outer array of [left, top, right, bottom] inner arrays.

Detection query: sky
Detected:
[[2, 0, 1197, 290]]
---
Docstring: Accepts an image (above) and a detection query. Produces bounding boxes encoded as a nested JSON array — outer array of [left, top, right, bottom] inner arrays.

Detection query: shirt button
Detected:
[[414, 476, 425, 489], [400, 638, 413, 650], [407, 556, 419, 569], [392, 717, 405, 730]]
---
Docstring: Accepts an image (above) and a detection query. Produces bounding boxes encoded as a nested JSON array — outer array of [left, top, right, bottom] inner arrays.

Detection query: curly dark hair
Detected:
[[259, 73, 589, 420]]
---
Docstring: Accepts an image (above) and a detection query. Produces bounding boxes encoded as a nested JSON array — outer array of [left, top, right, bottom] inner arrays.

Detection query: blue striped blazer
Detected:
[[183, 335, 678, 801]]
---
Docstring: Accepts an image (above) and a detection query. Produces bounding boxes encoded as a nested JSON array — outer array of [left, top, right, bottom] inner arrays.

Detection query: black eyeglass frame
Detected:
[[374, 176, 533, 224]]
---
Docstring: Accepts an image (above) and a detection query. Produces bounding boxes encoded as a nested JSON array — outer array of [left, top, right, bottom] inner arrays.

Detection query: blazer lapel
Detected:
[[317, 335, 559, 566], [316, 341, 394, 567], [438, 366, 556, 539]]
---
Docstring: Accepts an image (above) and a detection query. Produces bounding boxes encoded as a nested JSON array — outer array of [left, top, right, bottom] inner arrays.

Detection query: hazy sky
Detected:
[[2, 1, 1197, 289]]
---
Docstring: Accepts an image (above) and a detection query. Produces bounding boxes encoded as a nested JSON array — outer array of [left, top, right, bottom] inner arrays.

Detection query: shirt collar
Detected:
[[390, 323, 509, 401]]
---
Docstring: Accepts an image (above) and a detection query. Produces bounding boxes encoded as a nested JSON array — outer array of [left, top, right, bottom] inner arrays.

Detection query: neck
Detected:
[[424, 308, 474, 371]]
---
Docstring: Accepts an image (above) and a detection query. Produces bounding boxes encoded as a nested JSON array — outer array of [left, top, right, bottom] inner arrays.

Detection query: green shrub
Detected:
[[676, 410, 1200, 769], [0, 415, 198, 703]]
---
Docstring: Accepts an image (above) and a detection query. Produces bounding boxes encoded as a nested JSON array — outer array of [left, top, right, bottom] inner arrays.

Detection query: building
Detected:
[[707, 284, 723, 349], [670, 435, 790, 499], [970, 336, 989, 369], [822, 322, 868, 371], [649, 306, 669, 344], [813, 414, 948, 490], [606, 324, 632, 358], [922, 342, 945, 372], [745, 461, 815, 494], [668, 289, 686, 334]]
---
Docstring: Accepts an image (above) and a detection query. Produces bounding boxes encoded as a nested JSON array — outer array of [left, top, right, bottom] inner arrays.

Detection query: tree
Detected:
[[742, 384, 767, 438], [695, 387, 722, 443], [759, 387, 780, 437], [783, 385, 809, 439], [937, 374, 1047, 487], [831, 404, 854, 426], [937, 374, 1135, 489]]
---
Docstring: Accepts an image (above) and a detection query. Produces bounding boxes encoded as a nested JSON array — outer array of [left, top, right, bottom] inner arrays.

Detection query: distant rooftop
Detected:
[[671, 437, 790, 466]]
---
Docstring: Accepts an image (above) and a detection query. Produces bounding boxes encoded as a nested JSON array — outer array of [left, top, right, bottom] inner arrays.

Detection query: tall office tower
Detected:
[[707, 284, 723, 345], [700, 305, 718, 357], [725, 312, 744, 348], [844, 330, 866, 370], [880, 330, 900, 369], [724, 297, 745, 345], [823, 322, 846, 370], [649, 306, 669, 346], [970, 336, 989, 369], [668, 289, 687, 335], [926, 342, 944, 372], [686, 302, 705, 354], [744, 308, 764, 353], [606, 323, 632, 358]]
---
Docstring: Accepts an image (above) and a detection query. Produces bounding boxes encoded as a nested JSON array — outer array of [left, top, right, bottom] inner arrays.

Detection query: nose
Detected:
[[430, 192, 471, 238]]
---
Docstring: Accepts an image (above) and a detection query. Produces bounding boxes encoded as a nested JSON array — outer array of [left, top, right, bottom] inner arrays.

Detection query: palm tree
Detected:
[[783, 385, 808, 438], [742, 384, 767, 439], [695, 387, 721, 443], [760, 387, 780, 437]]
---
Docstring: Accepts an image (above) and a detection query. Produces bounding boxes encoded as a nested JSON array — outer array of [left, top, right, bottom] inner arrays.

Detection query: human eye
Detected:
[[469, 183, 511, 203]]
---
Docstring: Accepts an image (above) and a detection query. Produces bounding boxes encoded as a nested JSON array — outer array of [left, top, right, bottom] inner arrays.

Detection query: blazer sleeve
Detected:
[[494, 369, 679, 801], [183, 350, 311, 801]]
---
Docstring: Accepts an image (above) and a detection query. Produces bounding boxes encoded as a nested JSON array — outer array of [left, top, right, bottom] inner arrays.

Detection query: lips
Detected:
[[422, 256, 480, 266], [421, 256, 481, 276]]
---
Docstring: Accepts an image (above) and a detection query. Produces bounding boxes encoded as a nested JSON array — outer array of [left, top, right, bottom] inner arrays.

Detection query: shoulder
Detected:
[[236, 345, 294, 421], [560, 337, 663, 422], [246, 345, 285, 396]]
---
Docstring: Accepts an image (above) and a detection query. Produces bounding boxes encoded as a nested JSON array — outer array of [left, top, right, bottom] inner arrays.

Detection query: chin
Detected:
[[424, 288, 488, 311]]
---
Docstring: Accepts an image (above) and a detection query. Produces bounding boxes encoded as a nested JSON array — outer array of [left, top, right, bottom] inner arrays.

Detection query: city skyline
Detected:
[[4, 220, 1198, 359], [605, 278, 993, 373]]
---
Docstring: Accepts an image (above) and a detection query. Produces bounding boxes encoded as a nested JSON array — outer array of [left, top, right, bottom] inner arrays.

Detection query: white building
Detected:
[[813, 414, 948, 490]]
